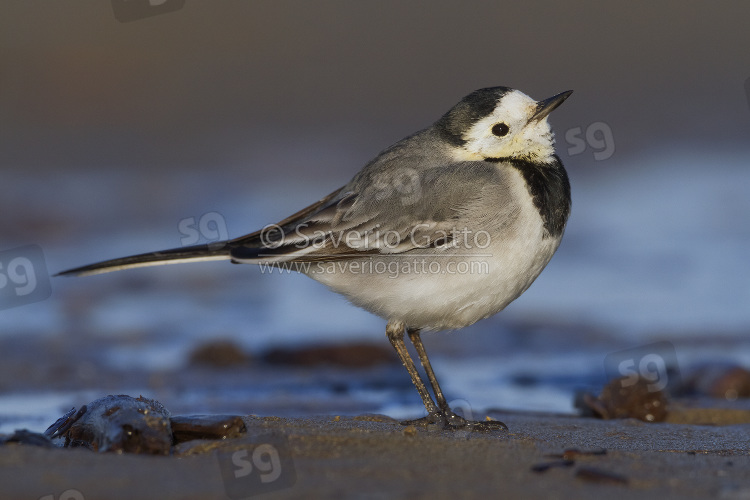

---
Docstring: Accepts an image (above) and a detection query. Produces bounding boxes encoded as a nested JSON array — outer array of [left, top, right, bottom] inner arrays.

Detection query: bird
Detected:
[[57, 86, 573, 431]]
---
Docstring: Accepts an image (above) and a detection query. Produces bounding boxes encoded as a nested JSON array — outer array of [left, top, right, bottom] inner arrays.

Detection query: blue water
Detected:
[[2, 148, 750, 433]]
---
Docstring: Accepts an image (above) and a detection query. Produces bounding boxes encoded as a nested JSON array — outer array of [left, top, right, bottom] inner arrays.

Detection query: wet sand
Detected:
[[2, 332, 750, 499], [2, 408, 749, 500]]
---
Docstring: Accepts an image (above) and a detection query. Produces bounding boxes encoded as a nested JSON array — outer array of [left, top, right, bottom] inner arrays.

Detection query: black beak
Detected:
[[530, 90, 573, 122]]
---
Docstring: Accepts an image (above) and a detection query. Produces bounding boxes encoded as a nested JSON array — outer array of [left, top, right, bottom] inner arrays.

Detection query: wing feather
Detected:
[[230, 162, 515, 264]]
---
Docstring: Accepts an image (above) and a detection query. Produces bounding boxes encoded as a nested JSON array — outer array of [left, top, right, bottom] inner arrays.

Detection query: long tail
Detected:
[[55, 242, 233, 277]]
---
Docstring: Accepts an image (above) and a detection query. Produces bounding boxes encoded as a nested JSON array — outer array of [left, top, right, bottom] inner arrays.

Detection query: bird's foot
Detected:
[[401, 411, 507, 432]]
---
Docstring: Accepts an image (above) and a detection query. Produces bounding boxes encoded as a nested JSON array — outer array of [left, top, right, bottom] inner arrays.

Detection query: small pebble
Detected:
[[531, 460, 575, 473], [577, 376, 668, 422], [402, 425, 418, 436]]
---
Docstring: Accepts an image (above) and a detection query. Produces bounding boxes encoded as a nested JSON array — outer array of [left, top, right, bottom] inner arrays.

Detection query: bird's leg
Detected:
[[406, 328, 451, 413], [406, 327, 508, 432], [406, 328, 466, 428], [385, 320, 440, 417]]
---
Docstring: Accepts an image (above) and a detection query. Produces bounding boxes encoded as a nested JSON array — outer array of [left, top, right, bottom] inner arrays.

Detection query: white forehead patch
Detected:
[[485, 89, 537, 124]]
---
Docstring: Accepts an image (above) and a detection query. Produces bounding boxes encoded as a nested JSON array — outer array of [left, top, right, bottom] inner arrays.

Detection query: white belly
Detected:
[[306, 171, 563, 331]]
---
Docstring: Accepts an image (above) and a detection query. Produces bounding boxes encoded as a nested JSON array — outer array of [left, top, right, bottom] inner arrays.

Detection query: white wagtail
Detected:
[[58, 87, 572, 431]]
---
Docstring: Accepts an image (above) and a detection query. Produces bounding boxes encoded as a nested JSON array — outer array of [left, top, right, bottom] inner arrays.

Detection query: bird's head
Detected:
[[436, 87, 572, 163]]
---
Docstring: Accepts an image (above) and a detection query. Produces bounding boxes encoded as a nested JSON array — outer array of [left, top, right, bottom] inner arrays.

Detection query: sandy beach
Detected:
[[2, 405, 750, 500]]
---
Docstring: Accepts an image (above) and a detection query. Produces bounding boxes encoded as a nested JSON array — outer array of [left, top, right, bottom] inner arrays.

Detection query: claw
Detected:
[[400, 411, 508, 432]]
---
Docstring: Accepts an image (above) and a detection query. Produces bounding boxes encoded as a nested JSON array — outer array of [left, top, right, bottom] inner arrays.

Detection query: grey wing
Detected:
[[229, 161, 520, 264]]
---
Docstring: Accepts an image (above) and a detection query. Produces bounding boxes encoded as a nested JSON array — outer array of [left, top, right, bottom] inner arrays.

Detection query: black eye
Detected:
[[492, 123, 509, 137]]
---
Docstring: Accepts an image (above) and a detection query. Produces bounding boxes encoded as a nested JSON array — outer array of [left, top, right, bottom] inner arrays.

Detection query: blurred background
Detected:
[[2, 1, 750, 432]]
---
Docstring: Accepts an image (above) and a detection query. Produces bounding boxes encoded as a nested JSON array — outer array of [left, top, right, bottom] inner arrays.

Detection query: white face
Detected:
[[456, 90, 557, 162]]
